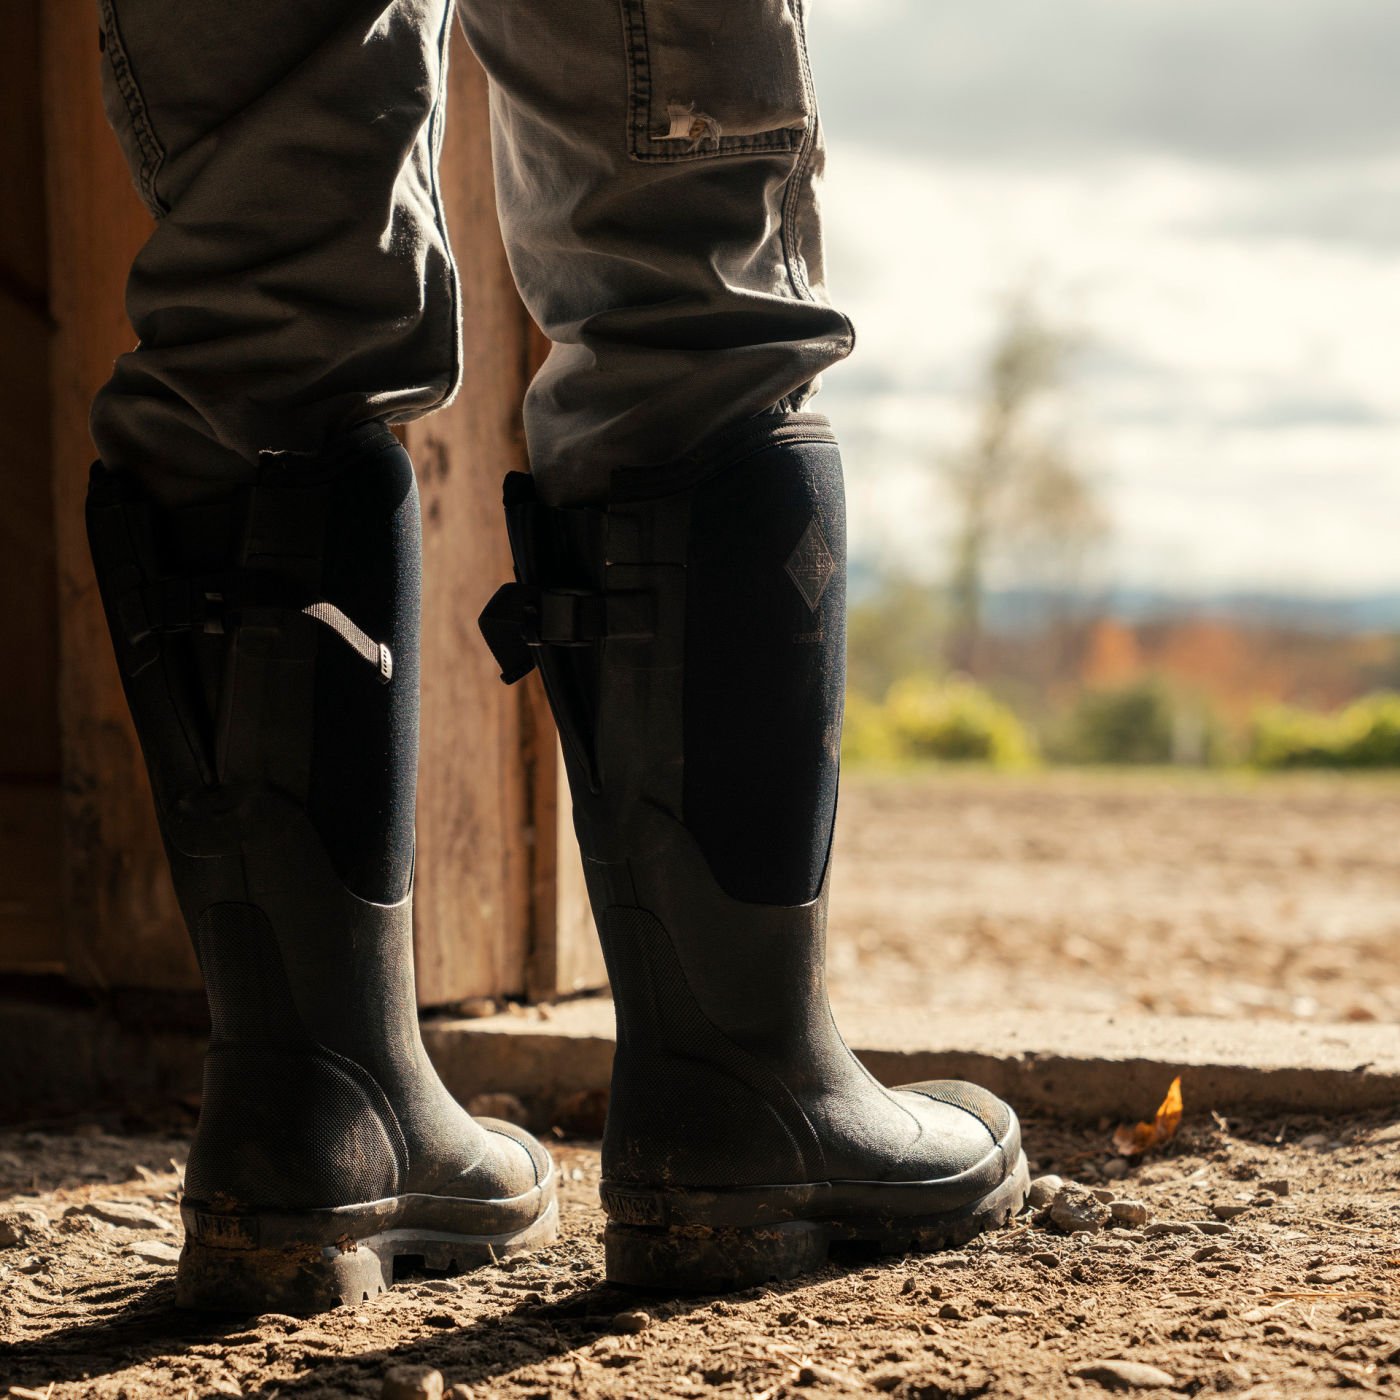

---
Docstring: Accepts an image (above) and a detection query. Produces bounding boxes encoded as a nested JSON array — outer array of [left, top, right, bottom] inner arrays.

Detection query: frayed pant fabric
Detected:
[[93, 0, 853, 506]]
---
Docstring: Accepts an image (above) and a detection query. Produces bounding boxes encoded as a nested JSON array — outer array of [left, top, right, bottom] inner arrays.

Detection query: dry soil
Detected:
[[2, 1111, 1398, 1399]]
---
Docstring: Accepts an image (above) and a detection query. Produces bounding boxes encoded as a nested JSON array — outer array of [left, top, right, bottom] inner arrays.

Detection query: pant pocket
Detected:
[[621, 0, 812, 162], [98, 0, 168, 217]]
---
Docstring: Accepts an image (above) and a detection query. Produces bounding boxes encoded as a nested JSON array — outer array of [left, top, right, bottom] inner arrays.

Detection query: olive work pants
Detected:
[[92, 0, 854, 506]]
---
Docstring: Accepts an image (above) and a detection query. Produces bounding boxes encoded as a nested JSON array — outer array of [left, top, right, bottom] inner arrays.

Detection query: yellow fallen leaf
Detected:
[[1112, 1075, 1183, 1157]]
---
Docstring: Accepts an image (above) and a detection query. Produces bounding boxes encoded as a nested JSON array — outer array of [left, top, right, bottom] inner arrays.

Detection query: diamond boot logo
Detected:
[[785, 517, 835, 611]]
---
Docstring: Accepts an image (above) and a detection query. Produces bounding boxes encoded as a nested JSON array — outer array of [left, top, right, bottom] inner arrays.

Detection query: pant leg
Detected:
[[457, 0, 855, 506], [92, 0, 458, 506]]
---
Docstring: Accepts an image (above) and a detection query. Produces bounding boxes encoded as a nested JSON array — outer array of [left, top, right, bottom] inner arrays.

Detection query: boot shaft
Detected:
[[87, 427, 484, 1208]]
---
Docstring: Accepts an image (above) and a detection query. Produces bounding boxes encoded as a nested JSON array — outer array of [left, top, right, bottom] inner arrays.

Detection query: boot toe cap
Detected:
[[437, 1118, 554, 1202], [893, 1079, 1020, 1182]]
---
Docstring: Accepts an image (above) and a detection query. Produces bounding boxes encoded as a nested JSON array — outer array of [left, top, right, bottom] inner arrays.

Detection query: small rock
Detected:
[[797, 1362, 846, 1387], [612, 1308, 651, 1334], [453, 997, 499, 1019], [1210, 1203, 1249, 1222], [0, 1209, 48, 1249], [1090, 1188, 1117, 1204], [1049, 1184, 1111, 1235], [382, 1366, 444, 1400], [127, 1239, 181, 1264], [1032, 1251, 1062, 1268], [930, 1253, 972, 1269], [445, 1387, 473, 1400], [1071, 1360, 1177, 1391], [993, 1304, 1033, 1317], [1259, 1179, 1290, 1197], [465, 1093, 529, 1126], [1306, 1265, 1358, 1286], [1101, 1157, 1129, 1180], [1298, 1132, 1330, 1149], [1027, 1174, 1065, 1209], [1192, 1244, 1226, 1263], [1109, 1199, 1149, 1228], [74, 1201, 171, 1232], [1144, 1221, 1200, 1237], [1194, 1221, 1231, 1236], [938, 1302, 963, 1320]]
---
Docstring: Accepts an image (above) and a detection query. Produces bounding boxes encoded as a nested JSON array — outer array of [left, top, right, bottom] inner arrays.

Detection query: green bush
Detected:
[[844, 675, 1035, 768], [1053, 680, 1177, 765], [1249, 692, 1400, 769]]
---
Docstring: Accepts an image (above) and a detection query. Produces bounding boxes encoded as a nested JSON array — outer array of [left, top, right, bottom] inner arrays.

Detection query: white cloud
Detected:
[[813, 144, 1400, 594]]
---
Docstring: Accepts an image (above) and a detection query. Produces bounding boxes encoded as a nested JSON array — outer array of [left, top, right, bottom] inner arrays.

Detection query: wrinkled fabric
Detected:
[[92, 0, 853, 506]]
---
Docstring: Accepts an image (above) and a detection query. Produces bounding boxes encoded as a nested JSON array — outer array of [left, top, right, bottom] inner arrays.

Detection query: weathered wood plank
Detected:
[[0, 0, 60, 785], [406, 38, 541, 1005], [41, 0, 193, 992]]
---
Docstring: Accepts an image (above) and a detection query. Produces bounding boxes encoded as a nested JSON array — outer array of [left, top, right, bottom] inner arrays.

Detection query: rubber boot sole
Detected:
[[176, 1180, 558, 1314], [602, 1149, 1029, 1292]]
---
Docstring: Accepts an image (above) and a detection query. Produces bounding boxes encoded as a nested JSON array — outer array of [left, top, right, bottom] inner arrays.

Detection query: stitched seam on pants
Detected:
[[620, 0, 807, 164], [98, 0, 169, 216], [780, 0, 818, 301], [425, 0, 461, 412]]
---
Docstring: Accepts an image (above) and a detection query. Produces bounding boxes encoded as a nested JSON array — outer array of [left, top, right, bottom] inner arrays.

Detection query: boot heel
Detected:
[[175, 1236, 390, 1314], [605, 1219, 829, 1292]]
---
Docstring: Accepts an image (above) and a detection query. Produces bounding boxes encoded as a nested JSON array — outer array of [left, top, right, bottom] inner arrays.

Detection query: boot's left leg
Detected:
[[89, 427, 558, 1313]]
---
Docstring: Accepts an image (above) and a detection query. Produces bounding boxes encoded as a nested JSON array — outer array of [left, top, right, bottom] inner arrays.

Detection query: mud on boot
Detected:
[[479, 413, 1027, 1291]]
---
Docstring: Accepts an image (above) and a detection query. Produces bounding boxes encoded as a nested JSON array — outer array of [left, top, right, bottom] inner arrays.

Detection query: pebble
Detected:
[[1071, 1360, 1177, 1391], [72, 1201, 171, 1232], [1090, 1188, 1117, 1205], [0, 1208, 48, 1249], [993, 1304, 1033, 1317], [1210, 1203, 1249, 1221], [1032, 1251, 1062, 1268], [796, 1362, 846, 1387], [1102, 1158, 1129, 1180], [938, 1303, 963, 1320], [1143, 1221, 1200, 1237], [1259, 1179, 1290, 1197], [1192, 1244, 1226, 1263], [464, 1093, 529, 1126], [1027, 1174, 1064, 1209], [1306, 1265, 1358, 1285], [382, 1366, 444, 1400], [127, 1239, 181, 1264], [1049, 1184, 1111, 1235], [1194, 1221, 1231, 1236], [612, 1308, 651, 1334], [1109, 1199, 1149, 1228]]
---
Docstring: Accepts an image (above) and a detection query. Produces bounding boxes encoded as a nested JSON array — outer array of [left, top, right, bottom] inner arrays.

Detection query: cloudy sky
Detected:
[[807, 0, 1400, 597]]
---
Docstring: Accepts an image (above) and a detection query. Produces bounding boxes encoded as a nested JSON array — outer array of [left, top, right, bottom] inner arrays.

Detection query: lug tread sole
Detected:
[[175, 1198, 559, 1314], [605, 1151, 1029, 1292]]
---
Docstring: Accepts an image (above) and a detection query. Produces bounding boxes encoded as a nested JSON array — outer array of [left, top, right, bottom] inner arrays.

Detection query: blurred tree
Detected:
[[942, 297, 1107, 674]]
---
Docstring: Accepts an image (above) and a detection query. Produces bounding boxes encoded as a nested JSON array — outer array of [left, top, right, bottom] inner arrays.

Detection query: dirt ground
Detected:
[[828, 771, 1400, 1025], [2, 1110, 1397, 1398]]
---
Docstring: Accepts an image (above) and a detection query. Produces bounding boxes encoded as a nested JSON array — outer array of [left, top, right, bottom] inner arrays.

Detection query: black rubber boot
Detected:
[[87, 423, 557, 1313], [479, 413, 1029, 1292]]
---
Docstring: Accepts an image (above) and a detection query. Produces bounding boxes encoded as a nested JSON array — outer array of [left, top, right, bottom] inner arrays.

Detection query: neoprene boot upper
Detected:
[[480, 413, 1024, 1200], [87, 424, 548, 1219]]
